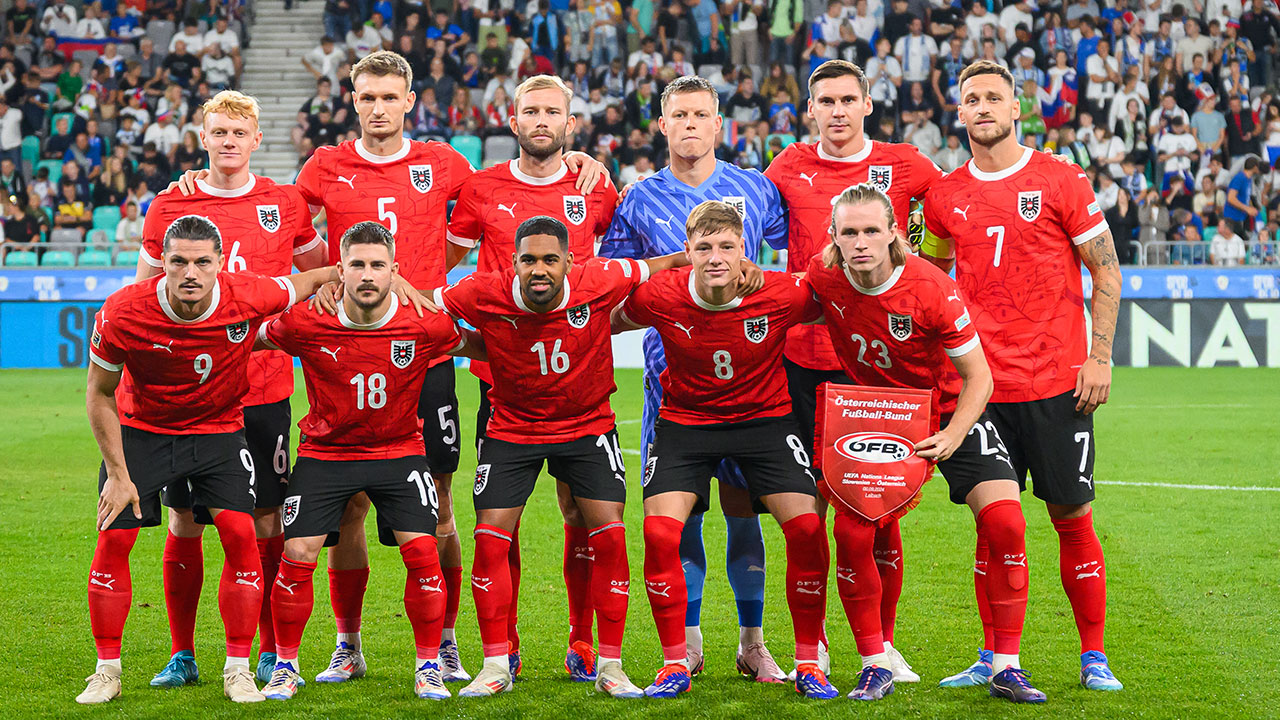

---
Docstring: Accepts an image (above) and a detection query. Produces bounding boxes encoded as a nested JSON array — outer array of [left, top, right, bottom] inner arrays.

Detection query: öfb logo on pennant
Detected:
[[815, 384, 937, 525]]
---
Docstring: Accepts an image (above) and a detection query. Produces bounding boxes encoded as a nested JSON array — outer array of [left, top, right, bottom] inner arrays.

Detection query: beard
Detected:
[[350, 284, 388, 310], [967, 119, 1014, 148], [520, 276, 562, 306], [518, 128, 566, 161]]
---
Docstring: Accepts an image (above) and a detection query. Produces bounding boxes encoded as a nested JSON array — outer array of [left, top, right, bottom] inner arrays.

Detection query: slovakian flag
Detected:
[[1043, 69, 1078, 130], [53, 35, 116, 59], [814, 383, 937, 527]]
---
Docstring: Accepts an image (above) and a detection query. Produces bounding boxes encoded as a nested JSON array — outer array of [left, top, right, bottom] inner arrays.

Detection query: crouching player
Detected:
[[255, 222, 485, 700], [612, 201, 835, 700], [805, 185, 1044, 703], [82, 216, 338, 704]]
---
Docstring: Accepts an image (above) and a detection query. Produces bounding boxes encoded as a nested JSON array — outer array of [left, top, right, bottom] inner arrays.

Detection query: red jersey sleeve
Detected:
[[285, 187, 323, 257], [435, 273, 486, 327], [786, 274, 823, 324], [89, 301, 126, 371], [260, 306, 301, 355], [1059, 164, 1110, 245], [904, 145, 945, 200], [930, 277, 981, 358], [140, 199, 168, 268], [595, 256, 650, 305], [593, 178, 620, 237], [446, 177, 483, 249], [246, 274, 297, 315], [441, 143, 476, 201], [619, 279, 658, 328], [421, 312, 467, 355], [294, 152, 323, 209], [921, 185, 953, 241]]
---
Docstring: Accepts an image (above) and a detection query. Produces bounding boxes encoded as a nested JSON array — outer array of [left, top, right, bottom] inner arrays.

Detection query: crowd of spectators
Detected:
[[4, 0, 1280, 266], [0, 0, 250, 263]]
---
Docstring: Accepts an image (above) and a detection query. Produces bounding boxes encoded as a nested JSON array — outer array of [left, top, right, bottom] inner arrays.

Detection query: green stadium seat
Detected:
[[36, 159, 63, 186], [78, 248, 113, 266], [3, 249, 38, 267], [40, 249, 76, 267], [450, 134, 483, 170], [21, 136, 40, 168], [93, 206, 122, 230], [114, 249, 140, 267]]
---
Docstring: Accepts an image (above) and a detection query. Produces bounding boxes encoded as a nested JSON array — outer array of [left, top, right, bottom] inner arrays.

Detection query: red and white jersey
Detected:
[[141, 174, 322, 406], [447, 159, 619, 385], [261, 299, 465, 461], [804, 253, 980, 417], [766, 140, 943, 372], [922, 147, 1108, 403], [90, 272, 297, 435], [296, 138, 474, 290], [620, 268, 820, 425], [436, 257, 649, 443]]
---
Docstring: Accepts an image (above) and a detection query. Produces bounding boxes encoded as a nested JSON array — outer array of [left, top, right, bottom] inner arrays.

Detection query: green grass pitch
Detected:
[[2, 366, 1278, 718]]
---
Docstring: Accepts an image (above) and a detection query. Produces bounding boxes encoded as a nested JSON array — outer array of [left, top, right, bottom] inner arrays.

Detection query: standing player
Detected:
[[920, 60, 1124, 692], [601, 75, 792, 681], [612, 201, 835, 700], [434, 216, 687, 699], [807, 185, 1039, 703], [291, 52, 606, 683], [80, 216, 336, 705], [763, 59, 945, 683], [445, 74, 619, 681], [136, 90, 330, 689], [256, 222, 485, 701]]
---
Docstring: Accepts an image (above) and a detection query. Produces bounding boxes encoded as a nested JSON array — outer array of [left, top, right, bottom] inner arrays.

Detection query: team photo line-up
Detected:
[[78, 47, 1124, 706]]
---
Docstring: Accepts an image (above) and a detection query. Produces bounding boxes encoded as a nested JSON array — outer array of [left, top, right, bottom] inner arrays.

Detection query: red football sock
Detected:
[[256, 534, 283, 655], [588, 522, 629, 659], [271, 556, 317, 660], [471, 525, 513, 658], [442, 565, 463, 630], [564, 523, 594, 647], [401, 536, 445, 660], [88, 528, 139, 661], [833, 514, 884, 657], [781, 513, 826, 662], [643, 515, 687, 663], [328, 566, 369, 635], [873, 519, 903, 646], [162, 531, 203, 655], [1053, 509, 1107, 653], [977, 500, 1028, 657], [507, 525, 521, 652], [974, 530, 995, 650], [213, 511, 264, 658]]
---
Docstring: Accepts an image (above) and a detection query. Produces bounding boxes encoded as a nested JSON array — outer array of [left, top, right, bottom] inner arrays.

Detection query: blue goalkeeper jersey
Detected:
[[601, 160, 790, 377]]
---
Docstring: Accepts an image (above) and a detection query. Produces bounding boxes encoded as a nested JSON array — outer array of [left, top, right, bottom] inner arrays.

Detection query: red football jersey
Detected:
[[804, 253, 980, 417], [295, 138, 473, 290], [262, 299, 465, 461], [922, 147, 1108, 403], [620, 268, 820, 425], [436, 257, 648, 443], [90, 272, 297, 434], [766, 140, 943, 373], [448, 159, 619, 385], [141, 174, 322, 406]]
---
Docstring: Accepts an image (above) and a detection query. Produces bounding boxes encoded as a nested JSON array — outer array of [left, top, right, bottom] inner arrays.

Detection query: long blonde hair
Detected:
[[823, 183, 907, 269]]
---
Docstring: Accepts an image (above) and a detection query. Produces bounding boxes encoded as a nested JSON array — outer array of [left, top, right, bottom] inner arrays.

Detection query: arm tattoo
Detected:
[[1077, 230, 1122, 363]]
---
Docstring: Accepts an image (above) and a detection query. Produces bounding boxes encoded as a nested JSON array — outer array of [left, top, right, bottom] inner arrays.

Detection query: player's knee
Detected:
[[1046, 501, 1090, 520], [978, 499, 1027, 546], [398, 534, 437, 569], [435, 513, 456, 540], [253, 507, 282, 537], [283, 537, 323, 565], [167, 508, 202, 537], [643, 515, 683, 554]]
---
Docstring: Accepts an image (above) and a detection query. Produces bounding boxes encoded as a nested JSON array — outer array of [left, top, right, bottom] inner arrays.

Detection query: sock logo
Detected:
[[794, 579, 824, 595], [835, 566, 856, 584], [573, 545, 595, 561], [644, 580, 671, 597], [419, 575, 444, 593], [610, 579, 630, 596], [473, 465, 491, 496], [1074, 561, 1102, 580], [235, 571, 262, 590], [470, 576, 493, 592], [275, 577, 299, 595], [89, 577, 117, 590], [1002, 554, 1027, 568], [874, 556, 901, 570]]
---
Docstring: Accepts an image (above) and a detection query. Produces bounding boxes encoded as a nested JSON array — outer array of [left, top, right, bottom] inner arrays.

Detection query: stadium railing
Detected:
[[1139, 240, 1280, 267]]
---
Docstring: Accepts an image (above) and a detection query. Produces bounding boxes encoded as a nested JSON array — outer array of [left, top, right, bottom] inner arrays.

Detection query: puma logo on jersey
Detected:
[[654, 217, 672, 227], [500, 316, 519, 328], [89, 577, 117, 590], [497, 202, 518, 218], [947, 291, 962, 303], [674, 322, 694, 339], [953, 206, 970, 221], [830, 303, 846, 318], [336, 174, 357, 189], [471, 577, 493, 592], [320, 346, 341, 361], [274, 578, 299, 595], [235, 576, 262, 590], [152, 340, 174, 353], [799, 171, 818, 186]]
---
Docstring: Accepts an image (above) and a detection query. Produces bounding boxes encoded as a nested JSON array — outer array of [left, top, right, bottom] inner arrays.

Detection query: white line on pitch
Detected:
[[622, 448, 641, 455], [617, 419, 642, 425], [1107, 403, 1253, 409], [1099, 480, 1280, 492]]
